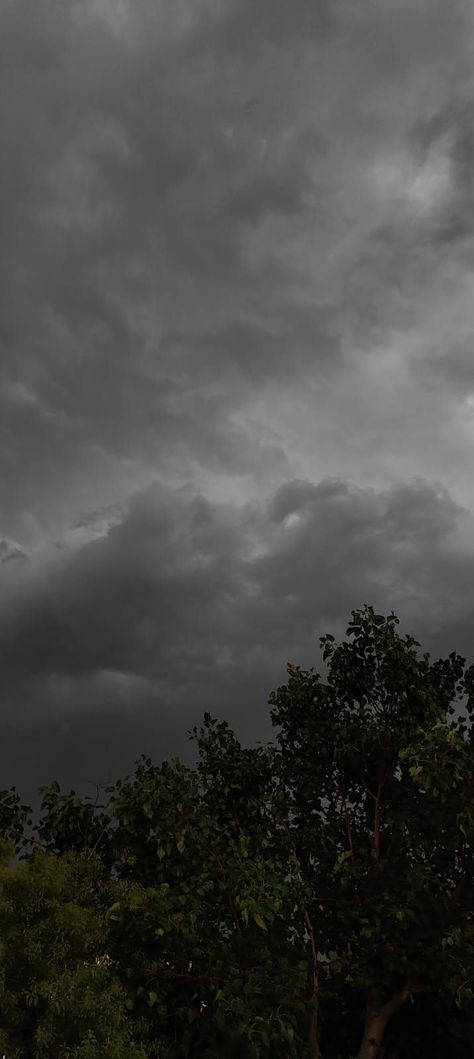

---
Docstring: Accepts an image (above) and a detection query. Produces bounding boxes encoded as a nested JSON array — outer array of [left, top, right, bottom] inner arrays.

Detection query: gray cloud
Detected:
[[1, 477, 473, 802], [0, 539, 27, 565], [2, 0, 474, 799]]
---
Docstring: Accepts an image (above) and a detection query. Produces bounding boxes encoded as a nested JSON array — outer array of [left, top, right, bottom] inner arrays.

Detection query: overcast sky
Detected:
[[2, 0, 474, 803]]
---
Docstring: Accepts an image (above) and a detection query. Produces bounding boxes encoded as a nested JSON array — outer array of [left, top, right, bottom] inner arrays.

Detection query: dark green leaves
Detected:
[[2, 604, 474, 1058]]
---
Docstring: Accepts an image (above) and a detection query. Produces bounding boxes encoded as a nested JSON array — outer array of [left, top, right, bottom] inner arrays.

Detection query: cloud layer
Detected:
[[2, 0, 474, 798], [1, 476, 473, 800]]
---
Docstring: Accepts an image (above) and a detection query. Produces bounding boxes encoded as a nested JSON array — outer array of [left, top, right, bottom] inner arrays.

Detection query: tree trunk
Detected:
[[358, 1012, 390, 1059], [308, 998, 323, 1058], [357, 987, 410, 1059]]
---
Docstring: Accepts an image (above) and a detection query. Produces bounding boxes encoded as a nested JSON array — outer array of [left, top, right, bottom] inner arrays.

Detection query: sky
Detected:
[[2, 0, 474, 803]]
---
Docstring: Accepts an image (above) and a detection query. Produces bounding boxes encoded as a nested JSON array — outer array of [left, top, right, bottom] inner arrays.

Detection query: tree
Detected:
[[0, 843, 148, 1058], [94, 604, 474, 1057], [2, 604, 474, 1058], [103, 751, 306, 1057], [268, 604, 474, 1057]]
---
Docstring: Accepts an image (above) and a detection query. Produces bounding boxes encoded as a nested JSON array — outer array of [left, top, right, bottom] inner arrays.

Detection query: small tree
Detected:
[[0, 844, 148, 1058]]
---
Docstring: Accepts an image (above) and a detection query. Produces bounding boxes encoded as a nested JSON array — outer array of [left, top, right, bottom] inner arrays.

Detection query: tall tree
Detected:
[[268, 604, 474, 1057]]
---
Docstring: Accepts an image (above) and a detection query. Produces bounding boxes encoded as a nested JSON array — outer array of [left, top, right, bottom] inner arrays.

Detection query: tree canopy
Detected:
[[1, 604, 474, 1058]]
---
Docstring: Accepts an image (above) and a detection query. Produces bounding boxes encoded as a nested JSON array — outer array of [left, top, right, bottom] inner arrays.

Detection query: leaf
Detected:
[[335, 849, 353, 871], [253, 912, 268, 931]]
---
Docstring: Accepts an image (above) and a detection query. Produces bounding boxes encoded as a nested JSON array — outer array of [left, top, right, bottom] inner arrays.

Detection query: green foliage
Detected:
[[37, 781, 112, 862], [0, 786, 33, 853], [0, 847, 147, 1058], [269, 604, 474, 1052], [103, 602, 474, 1055], [1, 603, 474, 1058], [103, 751, 305, 1057]]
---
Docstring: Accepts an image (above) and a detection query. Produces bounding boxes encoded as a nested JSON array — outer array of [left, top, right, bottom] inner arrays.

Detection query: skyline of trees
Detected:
[[1, 604, 474, 1058]]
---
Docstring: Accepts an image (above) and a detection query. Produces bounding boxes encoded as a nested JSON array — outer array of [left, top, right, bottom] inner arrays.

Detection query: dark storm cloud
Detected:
[[0, 0, 342, 541], [1, 476, 473, 801], [2, 0, 473, 542], [3, 0, 474, 802]]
